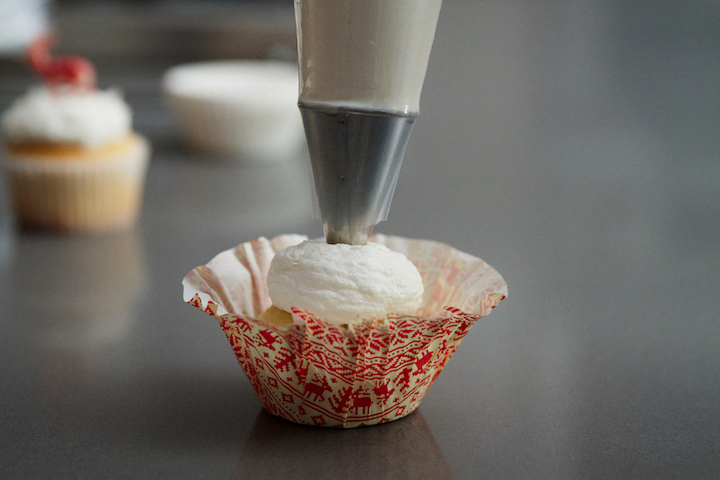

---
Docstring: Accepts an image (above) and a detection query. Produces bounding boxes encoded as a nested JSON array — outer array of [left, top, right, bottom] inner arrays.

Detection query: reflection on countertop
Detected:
[[9, 230, 147, 349], [239, 409, 455, 479]]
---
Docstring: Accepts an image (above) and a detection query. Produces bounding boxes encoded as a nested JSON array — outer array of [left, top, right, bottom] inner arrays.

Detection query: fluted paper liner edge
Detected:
[[183, 234, 507, 428]]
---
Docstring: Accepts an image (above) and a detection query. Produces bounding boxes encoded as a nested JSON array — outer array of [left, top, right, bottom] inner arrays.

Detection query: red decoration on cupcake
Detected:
[[27, 32, 96, 91]]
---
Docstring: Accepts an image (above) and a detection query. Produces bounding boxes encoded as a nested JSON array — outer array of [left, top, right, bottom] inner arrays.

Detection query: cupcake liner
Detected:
[[183, 234, 507, 428], [2, 134, 151, 233]]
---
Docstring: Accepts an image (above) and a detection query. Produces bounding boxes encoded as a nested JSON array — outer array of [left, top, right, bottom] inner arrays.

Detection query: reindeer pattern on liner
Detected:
[[304, 373, 333, 401], [201, 307, 500, 428], [327, 385, 379, 415]]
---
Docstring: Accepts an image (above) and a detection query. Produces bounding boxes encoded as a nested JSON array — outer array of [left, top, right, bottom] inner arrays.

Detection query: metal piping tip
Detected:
[[324, 223, 375, 245], [299, 103, 417, 245]]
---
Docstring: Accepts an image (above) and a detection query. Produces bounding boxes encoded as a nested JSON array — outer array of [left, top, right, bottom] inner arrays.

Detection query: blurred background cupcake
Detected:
[[1, 33, 151, 234]]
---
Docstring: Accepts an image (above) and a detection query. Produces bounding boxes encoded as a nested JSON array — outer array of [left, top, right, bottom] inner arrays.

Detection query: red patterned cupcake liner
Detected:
[[183, 234, 507, 428]]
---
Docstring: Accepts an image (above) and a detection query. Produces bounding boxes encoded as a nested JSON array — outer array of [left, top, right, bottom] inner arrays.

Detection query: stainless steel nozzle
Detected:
[[299, 103, 417, 245]]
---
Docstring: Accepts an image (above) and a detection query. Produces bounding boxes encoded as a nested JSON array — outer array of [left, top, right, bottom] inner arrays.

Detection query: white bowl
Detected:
[[162, 60, 305, 162]]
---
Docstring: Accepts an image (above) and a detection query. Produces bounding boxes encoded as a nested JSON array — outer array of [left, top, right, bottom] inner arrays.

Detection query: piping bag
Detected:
[[295, 0, 443, 244]]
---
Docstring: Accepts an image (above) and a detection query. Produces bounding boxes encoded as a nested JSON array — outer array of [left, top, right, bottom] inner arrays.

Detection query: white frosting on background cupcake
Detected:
[[1, 86, 132, 147], [267, 239, 424, 324]]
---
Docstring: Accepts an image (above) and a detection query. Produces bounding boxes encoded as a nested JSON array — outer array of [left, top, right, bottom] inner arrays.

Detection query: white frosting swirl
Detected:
[[267, 239, 424, 324], [1, 86, 132, 147]]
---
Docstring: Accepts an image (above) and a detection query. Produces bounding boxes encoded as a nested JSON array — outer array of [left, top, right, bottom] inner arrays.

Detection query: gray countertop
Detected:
[[2, 1, 720, 478]]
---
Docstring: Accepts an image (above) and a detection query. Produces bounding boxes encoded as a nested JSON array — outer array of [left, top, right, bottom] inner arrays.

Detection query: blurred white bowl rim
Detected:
[[163, 60, 304, 163]]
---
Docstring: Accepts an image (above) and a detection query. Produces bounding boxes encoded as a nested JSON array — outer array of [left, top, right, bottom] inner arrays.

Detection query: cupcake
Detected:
[[183, 234, 507, 428], [1, 33, 150, 233]]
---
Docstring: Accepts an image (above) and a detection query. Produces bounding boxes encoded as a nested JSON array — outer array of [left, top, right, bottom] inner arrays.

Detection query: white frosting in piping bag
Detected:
[[267, 239, 424, 324], [295, 0, 443, 114]]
